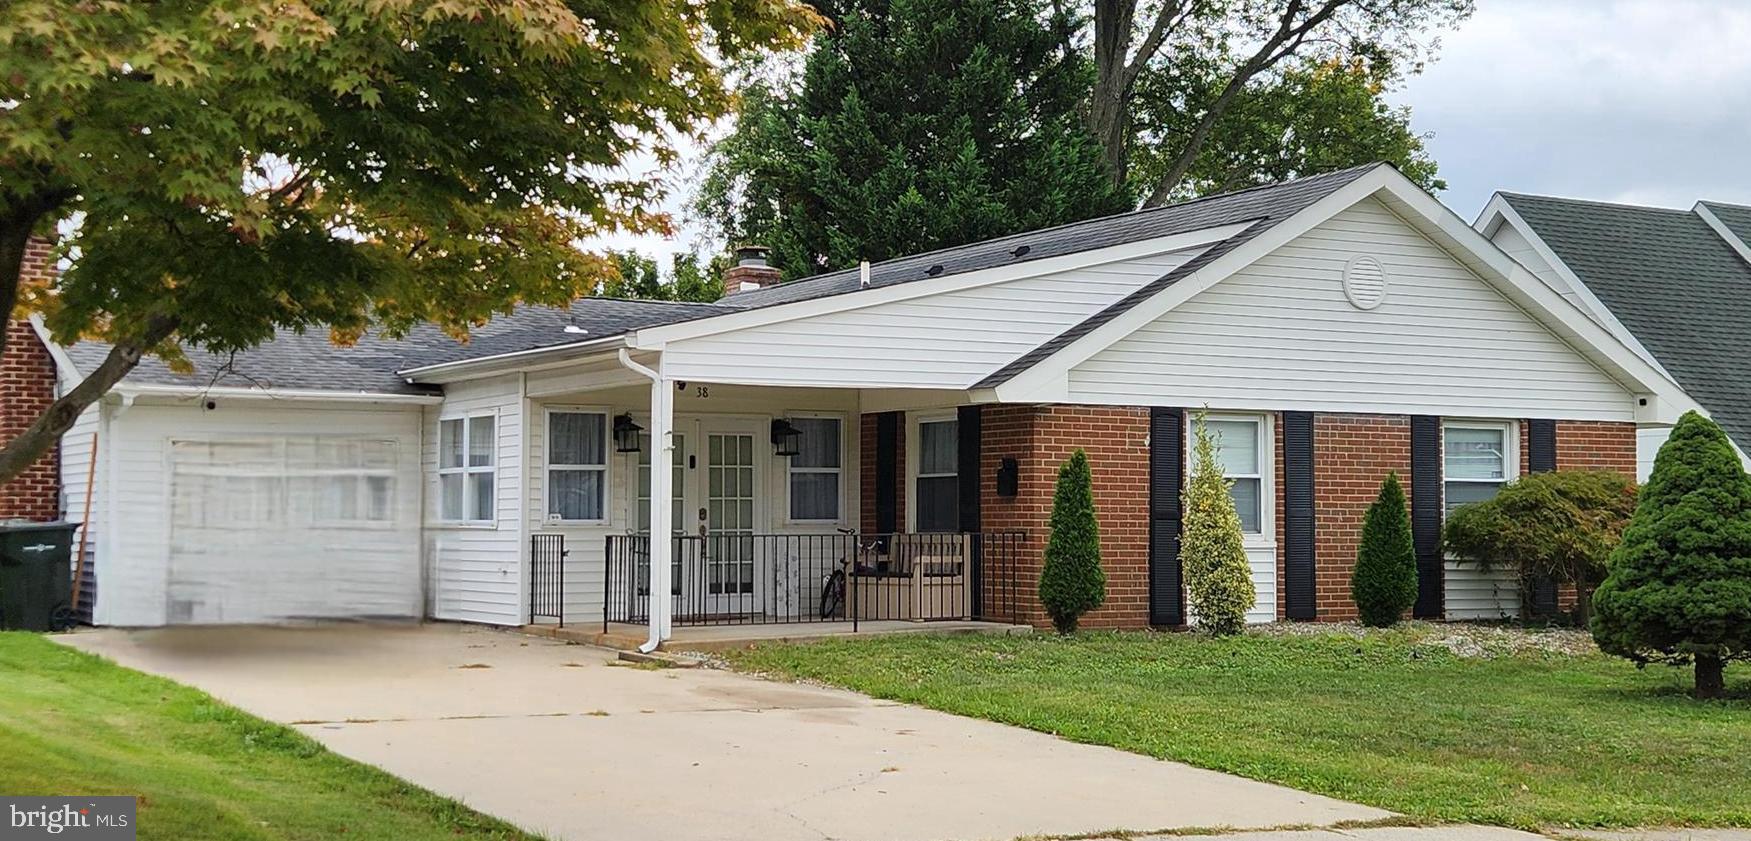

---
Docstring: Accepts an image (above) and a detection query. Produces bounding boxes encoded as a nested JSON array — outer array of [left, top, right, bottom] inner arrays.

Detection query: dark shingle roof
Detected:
[[1699, 201, 1751, 254], [974, 162, 1384, 388], [61, 298, 742, 395], [1502, 193, 1751, 448], [59, 163, 1386, 394], [731, 161, 1386, 309]]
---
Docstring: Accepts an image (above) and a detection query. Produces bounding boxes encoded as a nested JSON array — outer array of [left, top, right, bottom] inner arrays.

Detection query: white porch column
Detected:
[[647, 357, 674, 642]]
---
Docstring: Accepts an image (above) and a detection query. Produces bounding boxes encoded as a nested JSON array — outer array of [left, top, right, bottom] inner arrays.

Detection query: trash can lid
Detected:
[[0, 520, 81, 533]]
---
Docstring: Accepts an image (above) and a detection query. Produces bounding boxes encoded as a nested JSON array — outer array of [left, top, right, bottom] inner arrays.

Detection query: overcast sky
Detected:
[[592, 0, 1751, 262]]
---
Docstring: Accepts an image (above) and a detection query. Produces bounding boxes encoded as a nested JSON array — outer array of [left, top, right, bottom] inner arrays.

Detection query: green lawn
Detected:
[[0, 633, 540, 841], [721, 625, 1751, 831]]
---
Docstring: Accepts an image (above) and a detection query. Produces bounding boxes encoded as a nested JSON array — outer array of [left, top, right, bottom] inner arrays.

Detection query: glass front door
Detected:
[[702, 428, 758, 616]]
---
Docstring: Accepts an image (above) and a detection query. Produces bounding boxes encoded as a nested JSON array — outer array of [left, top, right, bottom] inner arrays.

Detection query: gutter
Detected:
[[112, 383, 443, 405], [616, 347, 668, 654], [398, 335, 631, 382]]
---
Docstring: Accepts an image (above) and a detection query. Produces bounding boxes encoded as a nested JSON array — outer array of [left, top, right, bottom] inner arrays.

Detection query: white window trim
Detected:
[[1189, 412, 1274, 545], [543, 405, 612, 525], [783, 411, 848, 525], [437, 411, 500, 527], [1441, 419, 1519, 516], [906, 411, 961, 533]]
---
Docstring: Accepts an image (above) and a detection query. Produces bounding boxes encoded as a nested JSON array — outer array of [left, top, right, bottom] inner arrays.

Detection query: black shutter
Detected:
[[1283, 411, 1317, 620], [874, 412, 899, 535], [1528, 419, 1557, 473], [1149, 407, 1186, 626], [1528, 418, 1559, 615], [1411, 415, 1444, 619]]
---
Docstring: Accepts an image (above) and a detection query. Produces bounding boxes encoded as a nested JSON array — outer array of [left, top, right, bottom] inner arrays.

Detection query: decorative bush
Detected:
[[1443, 469, 1637, 621], [1182, 414, 1255, 636], [1593, 411, 1751, 699], [1038, 449, 1106, 634], [1351, 472, 1418, 628]]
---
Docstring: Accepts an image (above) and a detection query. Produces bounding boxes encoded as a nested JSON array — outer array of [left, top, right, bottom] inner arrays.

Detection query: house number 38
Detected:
[[695, 386, 710, 398]]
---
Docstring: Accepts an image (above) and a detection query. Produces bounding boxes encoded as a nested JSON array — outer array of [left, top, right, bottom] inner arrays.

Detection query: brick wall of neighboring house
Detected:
[[978, 404, 1151, 630], [1307, 413, 1413, 622], [858, 413, 904, 534], [2, 239, 61, 521]]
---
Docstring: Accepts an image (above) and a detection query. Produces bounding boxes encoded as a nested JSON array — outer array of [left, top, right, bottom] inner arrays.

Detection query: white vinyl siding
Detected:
[[59, 398, 101, 598], [1069, 198, 1637, 420], [426, 374, 525, 626], [1441, 420, 1522, 620], [660, 246, 1211, 388], [93, 400, 423, 627]]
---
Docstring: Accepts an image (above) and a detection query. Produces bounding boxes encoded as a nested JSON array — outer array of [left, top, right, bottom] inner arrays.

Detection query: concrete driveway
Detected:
[[62, 623, 1388, 841]]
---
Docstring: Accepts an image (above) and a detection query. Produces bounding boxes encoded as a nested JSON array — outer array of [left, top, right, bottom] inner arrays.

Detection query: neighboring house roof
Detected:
[[1698, 200, 1751, 246], [58, 298, 742, 395], [1496, 192, 1751, 447]]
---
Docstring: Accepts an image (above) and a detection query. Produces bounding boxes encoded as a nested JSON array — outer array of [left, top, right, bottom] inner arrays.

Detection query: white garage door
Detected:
[[166, 436, 422, 624]]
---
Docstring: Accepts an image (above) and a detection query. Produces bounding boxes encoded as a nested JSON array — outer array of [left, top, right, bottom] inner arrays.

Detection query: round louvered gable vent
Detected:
[[1343, 256, 1388, 310]]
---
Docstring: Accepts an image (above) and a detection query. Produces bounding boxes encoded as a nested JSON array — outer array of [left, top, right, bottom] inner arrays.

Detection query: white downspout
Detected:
[[617, 348, 672, 653]]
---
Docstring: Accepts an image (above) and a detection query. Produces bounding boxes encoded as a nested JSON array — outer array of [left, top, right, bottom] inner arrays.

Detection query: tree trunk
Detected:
[[0, 315, 179, 486], [1088, 0, 1136, 192], [1695, 654, 1726, 700], [0, 213, 35, 365]]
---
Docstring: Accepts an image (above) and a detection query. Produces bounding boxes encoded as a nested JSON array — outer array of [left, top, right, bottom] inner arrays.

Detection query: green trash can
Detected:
[[0, 521, 79, 632]]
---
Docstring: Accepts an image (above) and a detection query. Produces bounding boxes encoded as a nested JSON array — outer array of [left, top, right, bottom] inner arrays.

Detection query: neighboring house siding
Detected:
[[98, 400, 423, 626], [427, 374, 526, 625], [659, 247, 1211, 389], [1068, 198, 1637, 421], [1, 319, 60, 522], [59, 394, 101, 619]]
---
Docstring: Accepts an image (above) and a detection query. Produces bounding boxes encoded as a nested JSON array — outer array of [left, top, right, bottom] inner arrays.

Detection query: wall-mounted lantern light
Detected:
[[770, 418, 803, 457], [613, 414, 644, 453]]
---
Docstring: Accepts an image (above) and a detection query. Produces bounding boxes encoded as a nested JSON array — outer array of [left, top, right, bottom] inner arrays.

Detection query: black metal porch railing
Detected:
[[604, 531, 1023, 631], [530, 533, 567, 625]]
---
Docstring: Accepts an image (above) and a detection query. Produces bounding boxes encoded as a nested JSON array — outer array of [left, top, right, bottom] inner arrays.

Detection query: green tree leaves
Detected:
[[1183, 413, 1255, 636], [1351, 471, 1418, 628]]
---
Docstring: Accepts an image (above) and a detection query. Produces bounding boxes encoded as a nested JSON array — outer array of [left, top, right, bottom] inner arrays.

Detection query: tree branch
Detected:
[[1143, 0, 1348, 206], [1122, 0, 1192, 90], [0, 315, 179, 486]]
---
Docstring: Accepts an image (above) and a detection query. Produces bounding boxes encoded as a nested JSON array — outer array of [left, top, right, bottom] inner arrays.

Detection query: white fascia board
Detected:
[[1694, 202, 1751, 267], [1475, 195, 1677, 383], [26, 315, 84, 386], [398, 334, 632, 383], [625, 223, 1255, 348], [993, 167, 1399, 401], [112, 383, 442, 405]]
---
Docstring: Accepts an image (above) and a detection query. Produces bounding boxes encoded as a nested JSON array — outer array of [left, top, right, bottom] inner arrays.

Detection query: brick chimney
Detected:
[[721, 245, 782, 295], [2, 238, 62, 522]]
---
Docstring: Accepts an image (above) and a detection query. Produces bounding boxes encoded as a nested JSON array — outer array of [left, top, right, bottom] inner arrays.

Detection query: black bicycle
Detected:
[[820, 530, 882, 619]]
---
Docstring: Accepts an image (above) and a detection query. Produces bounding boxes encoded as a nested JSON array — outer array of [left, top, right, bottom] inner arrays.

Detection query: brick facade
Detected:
[[960, 406, 1637, 629], [858, 413, 904, 534], [1307, 414, 1413, 621], [978, 404, 1150, 629], [2, 238, 61, 521]]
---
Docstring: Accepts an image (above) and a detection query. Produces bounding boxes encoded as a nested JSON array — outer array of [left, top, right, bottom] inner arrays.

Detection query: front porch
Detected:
[[524, 617, 1034, 652]]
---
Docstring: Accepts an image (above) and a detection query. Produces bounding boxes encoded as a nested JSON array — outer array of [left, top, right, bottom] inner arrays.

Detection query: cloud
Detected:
[[1397, 0, 1751, 216]]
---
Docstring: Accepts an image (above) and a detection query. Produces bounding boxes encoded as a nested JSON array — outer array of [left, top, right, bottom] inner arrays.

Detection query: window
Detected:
[[637, 432, 686, 534], [788, 417, 842, 521], [547, 410, 608, 522], [1205, 417, 1265, 534], [439, 415, 496, 523], [915, 418, 959, 532], [1444, 422, 1512, 516]]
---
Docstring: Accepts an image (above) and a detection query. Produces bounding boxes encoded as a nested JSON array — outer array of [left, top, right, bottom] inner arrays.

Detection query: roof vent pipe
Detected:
[[859, 260, 871, 289]]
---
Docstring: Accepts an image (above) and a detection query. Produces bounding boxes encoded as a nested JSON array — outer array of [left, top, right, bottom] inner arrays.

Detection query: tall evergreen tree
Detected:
[[1039, 448, 1106, 634], [1593, 411, 1751, 699], [696, 0, 1126, 279], [1351, 472, 1418, 628], [1182, 413, 1255, 635]]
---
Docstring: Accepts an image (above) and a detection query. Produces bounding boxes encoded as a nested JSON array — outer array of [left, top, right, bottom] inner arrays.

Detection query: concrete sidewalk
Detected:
[[62, 622, 1395, 841]]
